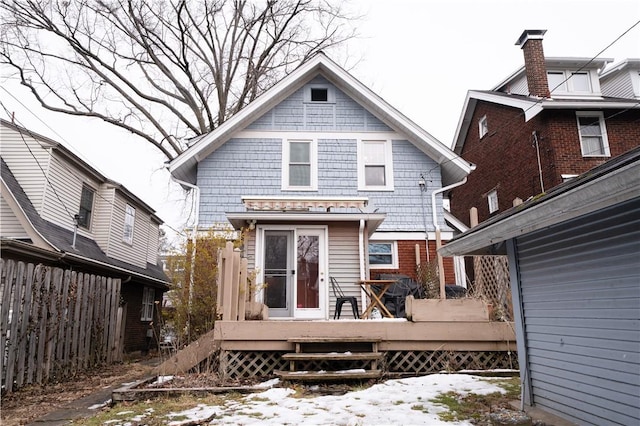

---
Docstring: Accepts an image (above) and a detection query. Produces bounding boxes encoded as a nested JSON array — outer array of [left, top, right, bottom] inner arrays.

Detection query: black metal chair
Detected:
[[330, 277, 359, 319]]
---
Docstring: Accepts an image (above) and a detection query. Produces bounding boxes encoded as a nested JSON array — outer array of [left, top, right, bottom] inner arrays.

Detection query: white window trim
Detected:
[[548, 69, 600, 95], [368, 241, 398, 269], [488, 189, 499, 214], [123, 204, 135, 245], [281, 139, 318, 191], [357, 139, 394, 191], [478, 115, 488, 138], [576, 111, 610, 157], [141, 286, 155, 321], [303, 84, 336, 103]]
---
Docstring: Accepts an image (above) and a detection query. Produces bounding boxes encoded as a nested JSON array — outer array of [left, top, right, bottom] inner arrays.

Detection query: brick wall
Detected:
[[121, 284, 163, 353], [450, 100, 640, 226], [371, 240, 456, 285]]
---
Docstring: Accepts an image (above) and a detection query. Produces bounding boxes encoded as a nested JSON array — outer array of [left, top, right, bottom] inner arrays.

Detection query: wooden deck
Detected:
[[214, 319, 515, 352], [214, 319, 517, 378]]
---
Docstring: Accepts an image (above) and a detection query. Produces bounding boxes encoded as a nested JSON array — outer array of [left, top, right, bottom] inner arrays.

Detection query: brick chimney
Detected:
[[515, 29, 550, 98]]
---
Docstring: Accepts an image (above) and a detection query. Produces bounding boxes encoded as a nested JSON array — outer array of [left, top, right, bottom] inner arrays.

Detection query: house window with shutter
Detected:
[[358, 140, 394, 190], [123, 204, 135, 245], [77, 185, 95, 229], [576, 112, 610, 157], [282, 139, 317, 190], [141, 287, 155, 321]]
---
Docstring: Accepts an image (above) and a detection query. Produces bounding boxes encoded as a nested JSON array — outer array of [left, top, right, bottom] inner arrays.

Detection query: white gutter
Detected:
[[431, 177, 468, 233], [431, 176, 468, 298]]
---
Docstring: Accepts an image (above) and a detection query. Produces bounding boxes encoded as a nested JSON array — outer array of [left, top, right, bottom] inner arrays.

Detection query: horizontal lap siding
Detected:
[[1, 125, 49, 212], [516, 198, 640, 426], [328, 223, 361, 318], [0, 195, 29, 238]]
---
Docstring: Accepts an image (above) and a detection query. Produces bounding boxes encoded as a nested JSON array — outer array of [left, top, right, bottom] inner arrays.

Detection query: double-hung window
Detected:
[[141, 287, 155, 321], [123, 204, 135, 244], [77, 185, 95, 229], [368, 241, 398, 269], [282, 139, 317, 190], [358, 140, 394, 190], [576, 112, 610, 157]]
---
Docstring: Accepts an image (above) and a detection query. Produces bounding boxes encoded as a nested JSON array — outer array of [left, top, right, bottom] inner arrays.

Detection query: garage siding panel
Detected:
[[515, 198, 640, 426]]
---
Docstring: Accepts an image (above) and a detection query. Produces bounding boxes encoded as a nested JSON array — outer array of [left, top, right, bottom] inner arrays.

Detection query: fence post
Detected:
[[222, 242, 235, 320], [237, 258, 248, 321]]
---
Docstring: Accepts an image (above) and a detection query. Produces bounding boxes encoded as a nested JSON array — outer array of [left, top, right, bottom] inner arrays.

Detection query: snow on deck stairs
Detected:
[[275, 337, 383, 382], [153, 328, 219, 376]]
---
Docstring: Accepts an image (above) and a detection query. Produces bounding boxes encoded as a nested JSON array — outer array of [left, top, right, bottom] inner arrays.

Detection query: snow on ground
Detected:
[[110, 373, 513, 425]]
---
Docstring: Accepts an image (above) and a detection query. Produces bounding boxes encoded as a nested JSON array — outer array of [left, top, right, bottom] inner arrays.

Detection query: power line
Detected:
[[0, 101, 187, 238], [424, 20, 640, 177]]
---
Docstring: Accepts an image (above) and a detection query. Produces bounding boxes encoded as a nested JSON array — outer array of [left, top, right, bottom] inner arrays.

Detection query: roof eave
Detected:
[[439, 158, 640, 257]]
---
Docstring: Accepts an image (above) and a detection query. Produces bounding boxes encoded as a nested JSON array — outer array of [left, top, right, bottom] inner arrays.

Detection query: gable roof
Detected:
[[168, 52, 472, 186], [0, 119, 161, 219], [452, 90, 639, 154], [1, 157, 169, 287], [439, 146, 640, 257]]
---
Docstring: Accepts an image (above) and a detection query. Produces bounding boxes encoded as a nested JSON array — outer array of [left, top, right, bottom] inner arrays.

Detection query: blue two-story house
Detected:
[[168, 53, 472, 320]]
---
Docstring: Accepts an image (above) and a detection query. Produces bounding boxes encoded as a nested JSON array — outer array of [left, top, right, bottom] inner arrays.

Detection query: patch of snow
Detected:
[[88, 399, 111, 410]]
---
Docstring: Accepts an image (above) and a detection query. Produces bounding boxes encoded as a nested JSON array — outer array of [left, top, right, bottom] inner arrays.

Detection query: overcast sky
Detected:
[[1, 0, 639, 237]]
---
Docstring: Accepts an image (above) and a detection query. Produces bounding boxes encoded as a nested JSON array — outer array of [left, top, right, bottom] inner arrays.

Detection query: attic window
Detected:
[[304, 84, 334, 103], [311, 88, 328, 102]]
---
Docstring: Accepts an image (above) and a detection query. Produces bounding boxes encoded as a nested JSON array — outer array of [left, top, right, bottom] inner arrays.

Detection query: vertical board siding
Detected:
[[0, 259, 123, 393], [328, 223, 361, 318], [0, 195, 29, 238], [515, 198, 640, 426]]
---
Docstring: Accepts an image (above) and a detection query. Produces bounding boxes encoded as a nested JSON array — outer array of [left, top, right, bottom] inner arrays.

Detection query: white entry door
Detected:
[[258, 226, 327, 319]]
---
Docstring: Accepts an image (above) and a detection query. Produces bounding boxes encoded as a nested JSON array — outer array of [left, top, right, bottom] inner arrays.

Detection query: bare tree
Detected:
[[0, 0, 358, 160]]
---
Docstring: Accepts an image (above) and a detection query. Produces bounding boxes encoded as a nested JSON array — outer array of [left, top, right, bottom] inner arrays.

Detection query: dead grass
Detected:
[[0, 353, 155, 426]]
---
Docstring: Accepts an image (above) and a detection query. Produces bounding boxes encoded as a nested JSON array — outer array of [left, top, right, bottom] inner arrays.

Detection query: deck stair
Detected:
[[275, 337, 384, 381]]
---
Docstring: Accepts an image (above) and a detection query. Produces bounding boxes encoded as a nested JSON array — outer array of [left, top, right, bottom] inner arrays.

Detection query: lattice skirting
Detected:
[[217, 350, 518, 378]]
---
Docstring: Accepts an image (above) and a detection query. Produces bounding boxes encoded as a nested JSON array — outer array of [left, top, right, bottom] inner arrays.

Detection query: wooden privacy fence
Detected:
[[1, 259, 124, 393]]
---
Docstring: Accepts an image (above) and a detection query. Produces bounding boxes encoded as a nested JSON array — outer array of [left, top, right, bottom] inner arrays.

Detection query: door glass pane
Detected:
[[264, 276, 287, 308], [264, 233, 289, 311], [297, 235, 319, 309]]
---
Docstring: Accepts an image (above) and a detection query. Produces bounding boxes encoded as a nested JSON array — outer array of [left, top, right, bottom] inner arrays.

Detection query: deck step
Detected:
[[275, 369, 382, 381], [282, 352, 383, 361]]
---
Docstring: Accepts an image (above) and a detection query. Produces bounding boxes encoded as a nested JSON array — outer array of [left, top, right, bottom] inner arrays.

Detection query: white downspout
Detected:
[[168, 172, 200, 339], [431, 176, 468, 299], [358, 219, 367, 314]]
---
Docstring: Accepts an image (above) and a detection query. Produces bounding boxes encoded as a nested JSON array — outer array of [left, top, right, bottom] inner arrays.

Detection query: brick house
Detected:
[[449, 29, 640, 227]]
